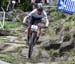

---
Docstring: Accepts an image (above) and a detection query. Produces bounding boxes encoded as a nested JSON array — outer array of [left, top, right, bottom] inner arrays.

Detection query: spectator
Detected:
[[6, 0, 16, 11], [31, 0, 49, 9]]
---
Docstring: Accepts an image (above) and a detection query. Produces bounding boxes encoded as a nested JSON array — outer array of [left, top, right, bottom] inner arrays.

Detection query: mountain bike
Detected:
[[28, 23, 47, 58]]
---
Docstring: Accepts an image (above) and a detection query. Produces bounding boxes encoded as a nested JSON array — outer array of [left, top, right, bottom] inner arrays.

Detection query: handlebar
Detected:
[[37, 23, 48, 29], [22, 23, 48, 29]]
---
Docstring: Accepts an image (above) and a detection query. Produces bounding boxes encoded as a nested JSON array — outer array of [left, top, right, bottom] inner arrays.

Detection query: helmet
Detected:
[[37, 3, 43, 11]]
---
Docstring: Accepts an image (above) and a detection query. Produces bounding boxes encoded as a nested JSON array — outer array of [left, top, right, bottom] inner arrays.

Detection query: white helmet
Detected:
[[37, 3, 43, 11]]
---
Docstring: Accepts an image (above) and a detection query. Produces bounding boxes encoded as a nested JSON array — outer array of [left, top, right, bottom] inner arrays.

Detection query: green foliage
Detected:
[[0, 53, 16, 63], [0, 38, 9, 44], [50, 7, 65, 21], [16, 0, 32, 11], [2, 0, 8, 9], [4, 21, 21, 30], [63, 21, 75, 29], [2, 0, 32, 11]]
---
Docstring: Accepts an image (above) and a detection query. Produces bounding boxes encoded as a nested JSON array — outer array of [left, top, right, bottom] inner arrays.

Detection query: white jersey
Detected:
[[28, 9, 48, 21]]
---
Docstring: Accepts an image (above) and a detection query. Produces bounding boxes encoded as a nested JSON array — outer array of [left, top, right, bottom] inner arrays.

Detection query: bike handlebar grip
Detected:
[[44, 26, 48, 28]]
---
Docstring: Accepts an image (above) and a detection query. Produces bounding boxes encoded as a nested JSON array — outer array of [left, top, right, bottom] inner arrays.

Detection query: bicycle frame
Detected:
[[28, 23, 45, 58], [28, 24, 39, 58]]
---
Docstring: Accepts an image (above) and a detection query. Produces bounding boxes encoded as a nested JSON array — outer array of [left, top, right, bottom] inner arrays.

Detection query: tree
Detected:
[[2, 0, 32, 11], [0, 0, 2, 10], [16, 0, 32, 11]]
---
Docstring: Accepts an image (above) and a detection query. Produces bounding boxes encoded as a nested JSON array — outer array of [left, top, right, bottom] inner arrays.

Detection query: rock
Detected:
[[0, 60, 11, 64], [55, 19, 65, 35], [40, 40, 50, 48], [0, 29, 10, 36], [60, 42, 71, 48], [26, 62, 47, 64], [1, 43, 25, 53], [14, 40, 20, 43], [21, 37, 27, 41], [41, 39, 60, 50], [63, 33, 71, 42], [40, 39, 51, 50], [40, 50, 50, 62], [68, 56, 75, 61], [60, 55, 68, 61], [59, 42, 74, 53], [59, 33, 74, 52], [58, 30, 75, 53], [6, 36, 18, 42], [0, 44, 9, 50], [20, 47, 39, 58], [20, 48, 29, 58], [41, 50, 49, 58], [50, 62, 59, 64], [26, 62, 59, 64], [6, 10, 29, 21], [25, 62, 32, 64], [36, 63, 45, 64], [32, 47, 40, 58], [11, 53, 19, 59], [39, 35, 50, 42]]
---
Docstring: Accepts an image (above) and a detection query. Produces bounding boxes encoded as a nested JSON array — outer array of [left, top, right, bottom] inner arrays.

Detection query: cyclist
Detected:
[[7, 0, 16, 11], [31, 0, 49, 9], [23, 4, 49, 45]]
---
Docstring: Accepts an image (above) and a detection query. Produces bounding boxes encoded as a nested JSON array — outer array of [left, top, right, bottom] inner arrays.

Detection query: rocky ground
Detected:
[[0, 24, 75, 64], [0, 10, 75, 64]]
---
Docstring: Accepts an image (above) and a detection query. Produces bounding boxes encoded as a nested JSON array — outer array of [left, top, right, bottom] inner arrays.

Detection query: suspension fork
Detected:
[[37, 27, 41, 39], [27, 25, 41, 41], [27, 27, 32, 40]]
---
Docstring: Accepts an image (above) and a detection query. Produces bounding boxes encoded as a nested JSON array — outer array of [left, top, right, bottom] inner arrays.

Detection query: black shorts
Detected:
[[29, 16, 42, 25]]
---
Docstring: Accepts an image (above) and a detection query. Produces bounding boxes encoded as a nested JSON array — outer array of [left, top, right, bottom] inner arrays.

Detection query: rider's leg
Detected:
[[26, 16, 33, 45], [37, 28, 41, 40], [27, 16, 34, 40], [26, 26, 32, 45], [37, 22, 43, 40], [27, 26, 31, 40]]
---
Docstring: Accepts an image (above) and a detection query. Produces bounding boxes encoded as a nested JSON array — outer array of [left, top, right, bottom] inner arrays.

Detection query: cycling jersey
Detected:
[[28, 9, 48, 25]]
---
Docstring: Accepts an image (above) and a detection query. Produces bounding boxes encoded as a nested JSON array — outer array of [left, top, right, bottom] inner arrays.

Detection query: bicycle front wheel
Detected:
[[28, 32, 37, 58]]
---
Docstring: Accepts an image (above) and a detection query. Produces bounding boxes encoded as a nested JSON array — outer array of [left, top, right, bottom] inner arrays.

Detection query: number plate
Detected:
[[31, 25, 38, 31]]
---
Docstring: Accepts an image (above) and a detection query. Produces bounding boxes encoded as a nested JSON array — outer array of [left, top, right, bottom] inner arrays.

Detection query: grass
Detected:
[[0, 21, 23, 35], [63, 21, 75, 28], [3, 21, 22, 30], [0, 9, 75, 64], [0, 53, 16, 63], [0, 38, 9, 44]]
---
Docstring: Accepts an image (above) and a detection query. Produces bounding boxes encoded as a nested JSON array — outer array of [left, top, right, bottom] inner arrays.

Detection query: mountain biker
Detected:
[[23, 4, 49, 45], [31, 0, 49, 9]]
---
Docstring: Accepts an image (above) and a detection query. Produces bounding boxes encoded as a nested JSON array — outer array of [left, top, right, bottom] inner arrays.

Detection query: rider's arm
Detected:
[[23, 16, 29, 23], [43, 11, 49, 27], [46, 18, 49, 27], [23, 9, 37, 23]]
